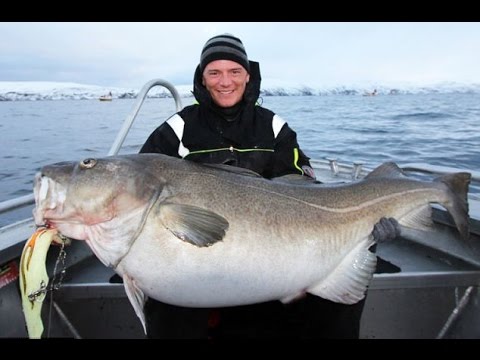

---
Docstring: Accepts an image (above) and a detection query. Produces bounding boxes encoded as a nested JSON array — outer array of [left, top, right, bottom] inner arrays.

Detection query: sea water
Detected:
[[0, 93, 479, 226]]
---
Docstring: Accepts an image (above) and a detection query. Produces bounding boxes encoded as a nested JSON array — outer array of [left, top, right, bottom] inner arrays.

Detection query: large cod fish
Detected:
[[32, 154, 471, 332]]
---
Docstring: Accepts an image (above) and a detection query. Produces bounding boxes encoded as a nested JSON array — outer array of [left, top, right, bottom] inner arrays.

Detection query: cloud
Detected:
[[1, 22, 480, 88]]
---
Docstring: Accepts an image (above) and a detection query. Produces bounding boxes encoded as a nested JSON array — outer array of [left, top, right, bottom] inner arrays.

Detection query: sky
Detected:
[[1, 22, 480, 89]]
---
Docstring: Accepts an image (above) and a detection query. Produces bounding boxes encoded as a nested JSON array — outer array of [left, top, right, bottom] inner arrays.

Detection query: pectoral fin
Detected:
[[123, 274, 146, 334], [157, 203, 229, 247]]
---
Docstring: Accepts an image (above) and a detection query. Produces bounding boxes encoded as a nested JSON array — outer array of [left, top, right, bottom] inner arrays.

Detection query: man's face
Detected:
[[202, 60, 250, 108]]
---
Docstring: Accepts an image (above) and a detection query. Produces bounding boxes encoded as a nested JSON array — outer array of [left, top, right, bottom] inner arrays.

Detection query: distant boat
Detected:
[[99, 92, 113, 101], [363, 89, 377, 97]]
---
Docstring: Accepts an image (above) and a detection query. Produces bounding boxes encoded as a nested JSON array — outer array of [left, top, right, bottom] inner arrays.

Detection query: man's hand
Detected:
[[372, 217, 400, 243]]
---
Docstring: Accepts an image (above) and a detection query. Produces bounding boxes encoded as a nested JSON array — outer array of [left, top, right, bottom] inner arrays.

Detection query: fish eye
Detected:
[[80, 158, 98, 169]]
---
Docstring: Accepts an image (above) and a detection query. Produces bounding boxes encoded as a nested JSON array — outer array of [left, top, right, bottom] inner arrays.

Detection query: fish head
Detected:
[[33, 155, 164, 240]]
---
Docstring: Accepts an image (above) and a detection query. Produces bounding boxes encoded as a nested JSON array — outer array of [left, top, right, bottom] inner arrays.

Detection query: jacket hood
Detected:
[[192, 60, 261, 108]]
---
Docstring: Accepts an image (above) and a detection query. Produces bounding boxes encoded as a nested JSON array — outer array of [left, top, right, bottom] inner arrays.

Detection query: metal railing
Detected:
[[108, 79, 182, 156]]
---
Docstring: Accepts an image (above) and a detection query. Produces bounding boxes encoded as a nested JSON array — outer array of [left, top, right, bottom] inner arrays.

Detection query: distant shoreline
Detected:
[[1, 81, 479, 101]]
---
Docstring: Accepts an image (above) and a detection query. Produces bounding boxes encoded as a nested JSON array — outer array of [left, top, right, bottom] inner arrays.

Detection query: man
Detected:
[[139, 34, 398, 338], [140, 33, 315, 180]]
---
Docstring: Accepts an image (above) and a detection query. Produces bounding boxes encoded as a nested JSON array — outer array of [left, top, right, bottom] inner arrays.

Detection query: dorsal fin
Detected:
[[365, 162, 406, 179]]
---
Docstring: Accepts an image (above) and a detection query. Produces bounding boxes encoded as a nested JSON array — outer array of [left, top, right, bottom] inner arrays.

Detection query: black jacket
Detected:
[[140, 61, 314, 179]]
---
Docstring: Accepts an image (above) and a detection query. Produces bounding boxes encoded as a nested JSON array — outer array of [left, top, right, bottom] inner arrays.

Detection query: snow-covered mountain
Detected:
[[1, 80, 479, 101]]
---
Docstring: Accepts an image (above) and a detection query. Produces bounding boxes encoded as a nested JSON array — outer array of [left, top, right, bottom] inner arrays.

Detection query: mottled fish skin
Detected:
[[32, 154, 471, 331]]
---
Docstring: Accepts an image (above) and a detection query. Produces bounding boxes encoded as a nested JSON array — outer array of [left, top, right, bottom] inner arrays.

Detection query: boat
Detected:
[[363, 89, 378, 96], [99, 92, 113, 101], [1, 79, 479, 339]]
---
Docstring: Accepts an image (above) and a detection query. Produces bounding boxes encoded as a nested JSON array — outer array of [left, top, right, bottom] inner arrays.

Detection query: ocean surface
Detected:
[[1, 93, 479, 226]]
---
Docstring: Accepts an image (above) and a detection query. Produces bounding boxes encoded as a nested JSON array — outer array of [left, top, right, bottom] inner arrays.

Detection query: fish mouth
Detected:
[[33, 172, 67, 227]]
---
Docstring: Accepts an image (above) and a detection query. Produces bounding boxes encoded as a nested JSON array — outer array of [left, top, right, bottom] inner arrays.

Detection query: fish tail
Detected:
[[434, 172, 471, 241]]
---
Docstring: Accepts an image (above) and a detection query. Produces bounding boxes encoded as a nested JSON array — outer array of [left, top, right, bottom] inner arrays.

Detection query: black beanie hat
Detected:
[[200, 34, 250, 73]]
